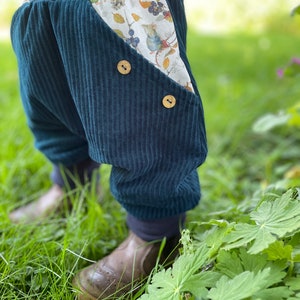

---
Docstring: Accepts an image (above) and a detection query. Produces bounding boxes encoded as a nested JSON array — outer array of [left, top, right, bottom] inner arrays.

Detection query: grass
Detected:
[[0, 25, 300, 299]]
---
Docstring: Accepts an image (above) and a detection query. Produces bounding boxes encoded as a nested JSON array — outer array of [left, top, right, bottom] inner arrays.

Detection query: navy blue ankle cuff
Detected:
[[126, 213, 185, 242]]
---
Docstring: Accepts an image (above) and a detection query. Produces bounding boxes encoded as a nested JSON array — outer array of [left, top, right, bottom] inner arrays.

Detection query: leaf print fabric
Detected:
[[92, 0, 194, 92]]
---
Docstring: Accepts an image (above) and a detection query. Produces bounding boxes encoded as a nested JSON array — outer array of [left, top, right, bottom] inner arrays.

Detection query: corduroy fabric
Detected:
[[11, 0, 207, 219]]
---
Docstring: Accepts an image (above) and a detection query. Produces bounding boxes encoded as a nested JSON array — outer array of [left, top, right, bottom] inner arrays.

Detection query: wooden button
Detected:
[[162, 95, 176, 108], [117, 60, 131, 75]]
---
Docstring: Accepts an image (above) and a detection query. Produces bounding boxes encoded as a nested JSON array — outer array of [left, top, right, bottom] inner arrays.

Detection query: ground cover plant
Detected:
[[0, 5, 300, 300]]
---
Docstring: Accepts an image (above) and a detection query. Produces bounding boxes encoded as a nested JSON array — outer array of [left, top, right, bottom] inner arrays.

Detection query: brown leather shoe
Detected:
[[9, 184, 64, 223], [73, 231, 179, 299]]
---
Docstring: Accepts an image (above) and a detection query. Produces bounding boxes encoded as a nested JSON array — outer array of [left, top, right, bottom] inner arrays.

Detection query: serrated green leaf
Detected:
[[171, 243, 211, 283], [216, 250, 243, 278], [223, 222, 277, 254], [289, 232, 300, 247], [208, 269, 270, 300], [145, 268, 178, 299], [252, 286, 293, 300], [285, 276, 300, 291], [224, 190, 300, 254], [264, 263, 287, 287], [239, 248, 268, 273], [240, 249, 286, 287], [140, 244, 211, 299], [250, 190, 300, 236], [263, 240, 293, 260], [201, 222, 233, 256], [182, 271, 222, 298], [286, 232, 300, 262], [141, 268, 183, 300], [216, 248, 286, 287]]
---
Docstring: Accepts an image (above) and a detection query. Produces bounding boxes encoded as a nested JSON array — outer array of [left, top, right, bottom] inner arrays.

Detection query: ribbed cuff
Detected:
[[126, 213, 186, 241]]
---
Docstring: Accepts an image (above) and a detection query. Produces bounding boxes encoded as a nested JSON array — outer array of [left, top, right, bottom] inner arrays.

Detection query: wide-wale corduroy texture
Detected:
[[11, 0, 207, 219]]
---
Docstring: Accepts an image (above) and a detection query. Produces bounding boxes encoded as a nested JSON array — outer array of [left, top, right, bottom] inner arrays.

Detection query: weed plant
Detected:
[[1, 23, 300, 299]]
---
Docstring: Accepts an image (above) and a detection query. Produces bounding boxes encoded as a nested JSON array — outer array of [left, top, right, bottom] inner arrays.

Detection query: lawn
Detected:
[[0, 16, 300, 300]]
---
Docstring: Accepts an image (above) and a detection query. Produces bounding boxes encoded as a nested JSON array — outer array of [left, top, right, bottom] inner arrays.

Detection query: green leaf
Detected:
[[144, 268, 179, 300], [251, 190, 300, 236], [140, 243, 211, 299], [291, 5, 300, 16], [200, 221, 233, 256], [216, 250, 244, 278], [252, 113, 290, 133], [252, 286, 293, 300], [182, 271, 222, 298], [286, 297, 300, 300], [224, 222, 277, 254], [293, 253, 300, 262], [287, 232, 300, 262], [207, 269, 270, 300], [216, 248, 286, 286], [287, 103, 300, 127], [263, 240, 293, 260], [239, 249, 286, 287], [224, 190, 300, 254], [172, 243, 211, 282], [285, 276, 300, 292], [238, 248, 268, 273]]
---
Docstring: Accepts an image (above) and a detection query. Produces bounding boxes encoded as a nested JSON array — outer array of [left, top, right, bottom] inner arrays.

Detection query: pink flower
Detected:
[[292, 57, 300, 65], [277, 69, 284, 78]]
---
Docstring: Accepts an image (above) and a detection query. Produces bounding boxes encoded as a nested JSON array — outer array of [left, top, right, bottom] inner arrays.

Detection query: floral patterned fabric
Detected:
[[91, 0, 194, 92], [20, 0, 194, 91]]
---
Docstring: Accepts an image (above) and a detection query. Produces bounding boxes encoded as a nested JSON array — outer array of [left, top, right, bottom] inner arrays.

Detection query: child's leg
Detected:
[[10, 2, 100, 223], [9, 158, 100, 224]]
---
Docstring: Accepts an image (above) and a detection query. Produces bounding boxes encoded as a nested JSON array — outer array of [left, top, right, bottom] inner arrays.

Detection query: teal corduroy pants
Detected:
[[10, 0, 207, 220]]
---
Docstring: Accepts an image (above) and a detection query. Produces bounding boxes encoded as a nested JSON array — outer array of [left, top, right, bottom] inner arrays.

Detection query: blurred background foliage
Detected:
[[185, 0, 300, 34]]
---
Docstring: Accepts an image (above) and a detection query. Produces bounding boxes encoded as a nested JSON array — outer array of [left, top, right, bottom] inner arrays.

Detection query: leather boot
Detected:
[[73, 231, 179, 299], [9, 184, 65, 223]]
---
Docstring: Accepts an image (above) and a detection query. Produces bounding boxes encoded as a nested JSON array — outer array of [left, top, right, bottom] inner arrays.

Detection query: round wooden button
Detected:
[[162, 95, 176, 108], [117, 60, 131, 75]]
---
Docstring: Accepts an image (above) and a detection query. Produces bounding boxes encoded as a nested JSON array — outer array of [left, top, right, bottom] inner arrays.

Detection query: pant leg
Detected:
[[11, 1, 90, 167], [11, 0, 207, 220]]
